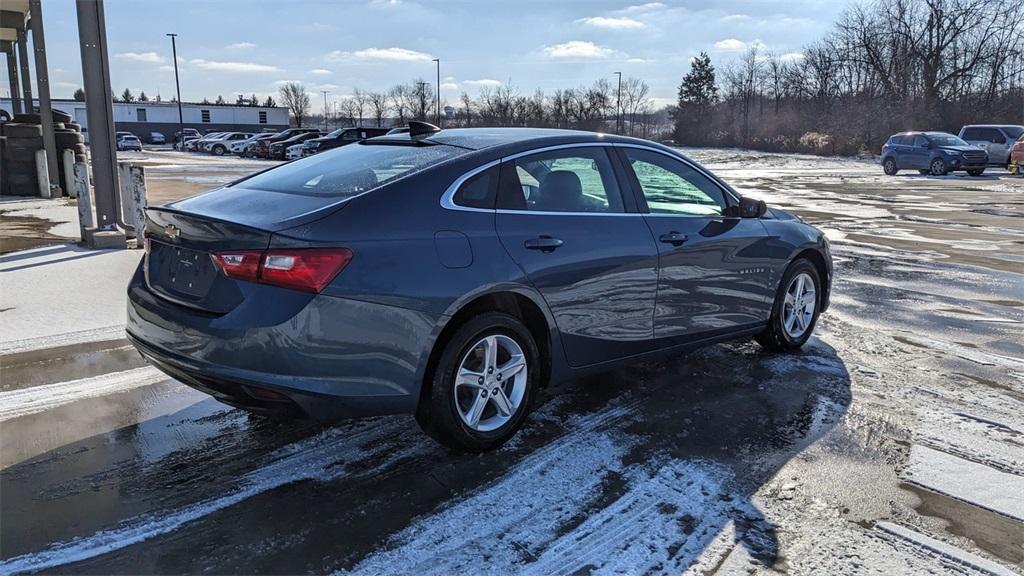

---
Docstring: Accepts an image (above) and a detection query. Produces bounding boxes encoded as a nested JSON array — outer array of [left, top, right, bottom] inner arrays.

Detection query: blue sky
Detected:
[[23, 0, 848, 111]]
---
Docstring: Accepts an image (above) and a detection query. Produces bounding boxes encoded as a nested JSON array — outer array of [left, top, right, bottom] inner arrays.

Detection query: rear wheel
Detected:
[[417, 312, 539, 451], [929, 158, 948, 176], [883, 158, 898, 175], [756, 259, 821, 352]]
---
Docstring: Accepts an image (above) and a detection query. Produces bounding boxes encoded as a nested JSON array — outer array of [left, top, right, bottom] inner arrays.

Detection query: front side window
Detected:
[[238, 142, 461, 197], [622, 148, 728, 216], [913, 135, 929, 147], [497, 147, 623, 213], [979, 128, 1005, 144]]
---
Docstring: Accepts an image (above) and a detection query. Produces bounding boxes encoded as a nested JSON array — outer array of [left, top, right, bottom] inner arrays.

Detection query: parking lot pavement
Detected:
[[0, 150, 1021, 575]]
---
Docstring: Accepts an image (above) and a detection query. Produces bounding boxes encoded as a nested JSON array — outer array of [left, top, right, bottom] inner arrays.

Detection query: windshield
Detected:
[[238, 143, 462, 197], [928, 134, 969, 147], [1004, 126, 1024, 140], [326, 129, 344, 138]]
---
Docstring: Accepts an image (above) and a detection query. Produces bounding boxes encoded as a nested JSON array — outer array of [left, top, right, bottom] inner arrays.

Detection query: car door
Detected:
[[616, 146, 774, 342], [495, 145, 659, 367], [910, 135, 931, 169]]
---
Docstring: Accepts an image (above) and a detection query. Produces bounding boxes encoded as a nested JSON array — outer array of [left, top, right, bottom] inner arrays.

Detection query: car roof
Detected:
[[367, 127, 663, 153], [961, 124, 1024, 129]]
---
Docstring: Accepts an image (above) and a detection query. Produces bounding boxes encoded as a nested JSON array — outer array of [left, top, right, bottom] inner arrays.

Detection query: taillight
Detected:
[[143, 232, 152, 254], [211, 248, 351, 293]]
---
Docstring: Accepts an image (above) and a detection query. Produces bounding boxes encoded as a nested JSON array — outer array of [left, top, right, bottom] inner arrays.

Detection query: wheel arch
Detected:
[[419, 287, 556, 411], [790, 246, 831, 312]]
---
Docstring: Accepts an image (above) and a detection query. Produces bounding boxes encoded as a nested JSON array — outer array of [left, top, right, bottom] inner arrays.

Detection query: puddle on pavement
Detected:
[[1, 339, 145, 391], [0, 213, 69, 254], [901, 482, 1024, 566]]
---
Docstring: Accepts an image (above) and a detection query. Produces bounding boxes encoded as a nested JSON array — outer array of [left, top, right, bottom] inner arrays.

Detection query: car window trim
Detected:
[[441, 142, 739, 215]]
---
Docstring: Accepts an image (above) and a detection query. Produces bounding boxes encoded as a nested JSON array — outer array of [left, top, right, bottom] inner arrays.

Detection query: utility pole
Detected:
[[167, 33, 184, 149], [432, 58, 441, 126], [321, 90, 329, 131], [614, 71, 622, 135]]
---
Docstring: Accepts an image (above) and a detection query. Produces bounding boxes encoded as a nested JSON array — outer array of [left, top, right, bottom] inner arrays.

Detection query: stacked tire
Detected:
[[0, 122, 42, 196]]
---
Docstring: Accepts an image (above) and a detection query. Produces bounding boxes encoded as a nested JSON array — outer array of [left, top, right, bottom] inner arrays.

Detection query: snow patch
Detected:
[[0, 366, 168, 421], [903, 445, 1024, 521], [875, 521, 1018, 576]]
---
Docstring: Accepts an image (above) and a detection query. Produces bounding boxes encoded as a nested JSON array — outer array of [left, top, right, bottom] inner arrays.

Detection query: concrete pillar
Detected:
[[62, 149, 76, 198], [34, 148, 50, 197], [29, 0, 60, 195], [5, 46, 23, 115], [73, 161, 96, 240], [126, 164, 146, 242], [75, 0, 121, 234], [16, 26, 31, 107]]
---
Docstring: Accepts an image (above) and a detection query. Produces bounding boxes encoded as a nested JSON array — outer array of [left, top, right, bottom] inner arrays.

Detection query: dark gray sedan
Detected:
[[128, 126, 832, 451]]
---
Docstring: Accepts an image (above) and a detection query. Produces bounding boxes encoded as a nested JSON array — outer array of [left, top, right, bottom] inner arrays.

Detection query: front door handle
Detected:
[[524, 236, 564, 253], [659, 232, 688, 246]]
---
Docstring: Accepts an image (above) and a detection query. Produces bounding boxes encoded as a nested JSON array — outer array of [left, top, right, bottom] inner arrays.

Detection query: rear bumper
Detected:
[[126, 264, 440, 421]]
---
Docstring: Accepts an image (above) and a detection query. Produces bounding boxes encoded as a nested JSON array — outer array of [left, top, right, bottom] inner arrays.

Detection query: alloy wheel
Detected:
[[782, 272, 816, 339], [930, 159, 946, 176], [453, 334, 528, 432]]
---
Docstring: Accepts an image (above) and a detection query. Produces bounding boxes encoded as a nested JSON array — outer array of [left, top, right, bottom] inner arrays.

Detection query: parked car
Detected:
[[1009, 134, 1024, 175], [203, 132, 253, 156], [302, 127, 390, 157], [958, 124, 1024, 167], [268, 131, 321, 160], [285, 142, 306, 160], [253, 128, 320, 159], [116, 131, 137, 142], [174, 128, 202, 149], [117, 135, 142, 151], [149, 132, 167, 145], [185, 132, 226, 152], [234, 133, 278, 157], [127, 127, 833, 450], [880, 131, 988, 176]]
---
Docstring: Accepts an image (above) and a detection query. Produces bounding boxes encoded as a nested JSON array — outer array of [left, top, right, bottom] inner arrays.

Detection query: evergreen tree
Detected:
[[138, 91, 149, 102], [201, 97, 211, 105], [263, 96, 276, 107], [249, 93, 259, 107], [236, 94, 246, 105], [215, 95, 226, 105], [73, 88, 86, 101], [673, 52, 718, 144], [121, 88, 136, 103]]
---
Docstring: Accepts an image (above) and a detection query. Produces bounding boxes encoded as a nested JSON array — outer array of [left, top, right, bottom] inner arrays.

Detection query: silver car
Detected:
[[958, 124, 1024, 166]]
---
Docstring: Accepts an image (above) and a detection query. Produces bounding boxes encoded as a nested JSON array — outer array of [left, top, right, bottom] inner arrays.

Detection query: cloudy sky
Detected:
[[19, 0, 848, 111]]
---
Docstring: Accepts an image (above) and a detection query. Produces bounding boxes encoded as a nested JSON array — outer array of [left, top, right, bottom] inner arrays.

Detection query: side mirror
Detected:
[[738, 197, 767, 218]]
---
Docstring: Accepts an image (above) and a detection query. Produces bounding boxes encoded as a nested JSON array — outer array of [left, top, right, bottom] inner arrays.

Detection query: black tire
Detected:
[[966, 168, 985, 177], [929, 158, 948, 176], [756, 258, 822, 352], [416, 312, 540, 451], [212, 144, 226, 156], [2, 123, 42, 138], [66, 123, 82, 133], [4, 148, 37, 163], [6, 136, 43, 150], [6, 172, 38, 195], [55, 132, 84, 148], [12, 113, 40, 124], [882, 157, 898, 175], [73, 143, 88, 154], [75, 154, 88, 163]]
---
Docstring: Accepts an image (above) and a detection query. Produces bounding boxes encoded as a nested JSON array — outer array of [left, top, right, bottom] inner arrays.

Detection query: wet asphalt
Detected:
[[1, 150, 1021, 575]]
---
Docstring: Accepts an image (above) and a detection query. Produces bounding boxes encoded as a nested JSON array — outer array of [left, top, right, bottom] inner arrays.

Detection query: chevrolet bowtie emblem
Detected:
[[164, 224, 180, 239]]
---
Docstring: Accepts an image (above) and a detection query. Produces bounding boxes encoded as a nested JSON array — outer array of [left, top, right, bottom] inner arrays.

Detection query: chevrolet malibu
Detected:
[[128, 125, 833, 451]]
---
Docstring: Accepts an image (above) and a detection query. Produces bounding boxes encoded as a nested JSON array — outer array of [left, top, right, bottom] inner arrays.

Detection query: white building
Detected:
[[1, 98, 289, 141]]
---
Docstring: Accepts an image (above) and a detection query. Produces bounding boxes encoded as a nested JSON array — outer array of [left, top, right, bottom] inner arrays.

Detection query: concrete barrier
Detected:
[[73, 161, 95, 241]]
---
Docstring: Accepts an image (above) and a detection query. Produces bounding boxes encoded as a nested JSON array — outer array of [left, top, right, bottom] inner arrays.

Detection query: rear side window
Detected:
[[238, 143, 460, 197], [453, 166, 498, 209], [496, 147, 624, 213]]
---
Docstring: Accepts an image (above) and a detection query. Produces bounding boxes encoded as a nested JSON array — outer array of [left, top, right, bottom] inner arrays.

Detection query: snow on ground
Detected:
[[0, 244, 142, 353], [0, 366, 165, 422], [0, 198, 81, 239], [904, 445, 1024, 521]]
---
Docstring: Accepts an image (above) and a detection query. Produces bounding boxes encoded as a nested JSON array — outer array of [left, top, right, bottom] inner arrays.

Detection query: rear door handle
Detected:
[[659, 232, 688, 246], [524, 236, 564, 253]]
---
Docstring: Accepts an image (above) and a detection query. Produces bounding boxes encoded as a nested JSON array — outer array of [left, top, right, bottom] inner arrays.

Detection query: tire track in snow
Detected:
[[0, 366, 169, 422], [0, 417, 425, 574]]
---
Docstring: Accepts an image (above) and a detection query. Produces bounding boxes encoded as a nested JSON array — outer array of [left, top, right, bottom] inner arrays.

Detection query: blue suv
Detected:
[[880, 131, 988, 176]]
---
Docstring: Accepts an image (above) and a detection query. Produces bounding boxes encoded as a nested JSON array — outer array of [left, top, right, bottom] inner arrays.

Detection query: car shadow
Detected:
[[0, 338, 850, 574]]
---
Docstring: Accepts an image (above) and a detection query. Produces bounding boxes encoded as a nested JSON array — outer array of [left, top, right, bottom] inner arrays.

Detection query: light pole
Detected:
[[167, 33, 184, 149], [321, 90, 330, 131], [432, 58, 441, 126], [614, 71, 622, 135]]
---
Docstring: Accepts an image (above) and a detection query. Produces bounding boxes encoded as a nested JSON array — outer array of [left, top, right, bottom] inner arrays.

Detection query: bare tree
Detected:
[[367, 91, 389, 127], [352, 88, 368, 126], [278, 82, 311, 127]]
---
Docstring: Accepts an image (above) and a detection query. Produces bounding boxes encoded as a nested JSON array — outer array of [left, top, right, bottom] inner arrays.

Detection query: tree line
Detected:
[[76, 87, 278, 108], [674, 0, 1023, 154]]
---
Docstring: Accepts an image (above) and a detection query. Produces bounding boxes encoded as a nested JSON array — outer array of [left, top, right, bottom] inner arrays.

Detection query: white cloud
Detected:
[[311, 68, 333, 75], [721, 14, 750, 22], [780, 52, 805, 62], [273, 79, 303, 85], [577, 16, 644, 29], [542, 40, 616, 59], [712, 38, 766, 52], [621, 2, 665, 12], [626, 57, 650, 63], [227, 42, 257, 50], [440, 82, 459, 91], [327, 47, 432, 62], [115, 52, 165, 64], [311, 83, 340, 91], [190, 59, 280, 73], [463, 79, 503, 88]]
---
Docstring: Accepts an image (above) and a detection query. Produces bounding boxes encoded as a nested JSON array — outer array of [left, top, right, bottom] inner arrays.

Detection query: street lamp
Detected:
[[432, 58, 441, 127], [321, 90, 330, 131], [167, 33, 184, 149], [614, 71, 622, 135]]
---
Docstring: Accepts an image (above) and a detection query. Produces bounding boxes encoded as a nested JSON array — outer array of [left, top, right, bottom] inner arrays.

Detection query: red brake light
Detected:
[[211, 250, 262, 283], [211, 248, 351, 293]]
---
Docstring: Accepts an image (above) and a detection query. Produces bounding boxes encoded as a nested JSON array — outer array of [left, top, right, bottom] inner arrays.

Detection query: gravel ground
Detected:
[[0, 148, 1021, 575]]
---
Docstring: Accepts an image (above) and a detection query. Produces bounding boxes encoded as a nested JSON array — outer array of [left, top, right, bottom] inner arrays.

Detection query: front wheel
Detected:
[[756, 259, 822, 352], [417, 312, 540, 451], [929, 158, 948, 176], [883, 158, 898, 175], [212, 145, 225, 156]]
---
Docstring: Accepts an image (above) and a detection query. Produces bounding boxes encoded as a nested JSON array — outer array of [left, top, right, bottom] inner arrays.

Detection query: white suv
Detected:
[[203, 132, 253, 156], [958, 125, 1024, 167]]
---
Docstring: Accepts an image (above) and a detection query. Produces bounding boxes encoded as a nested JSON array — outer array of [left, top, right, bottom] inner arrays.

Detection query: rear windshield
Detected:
[[237, 143, 461, 197]]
